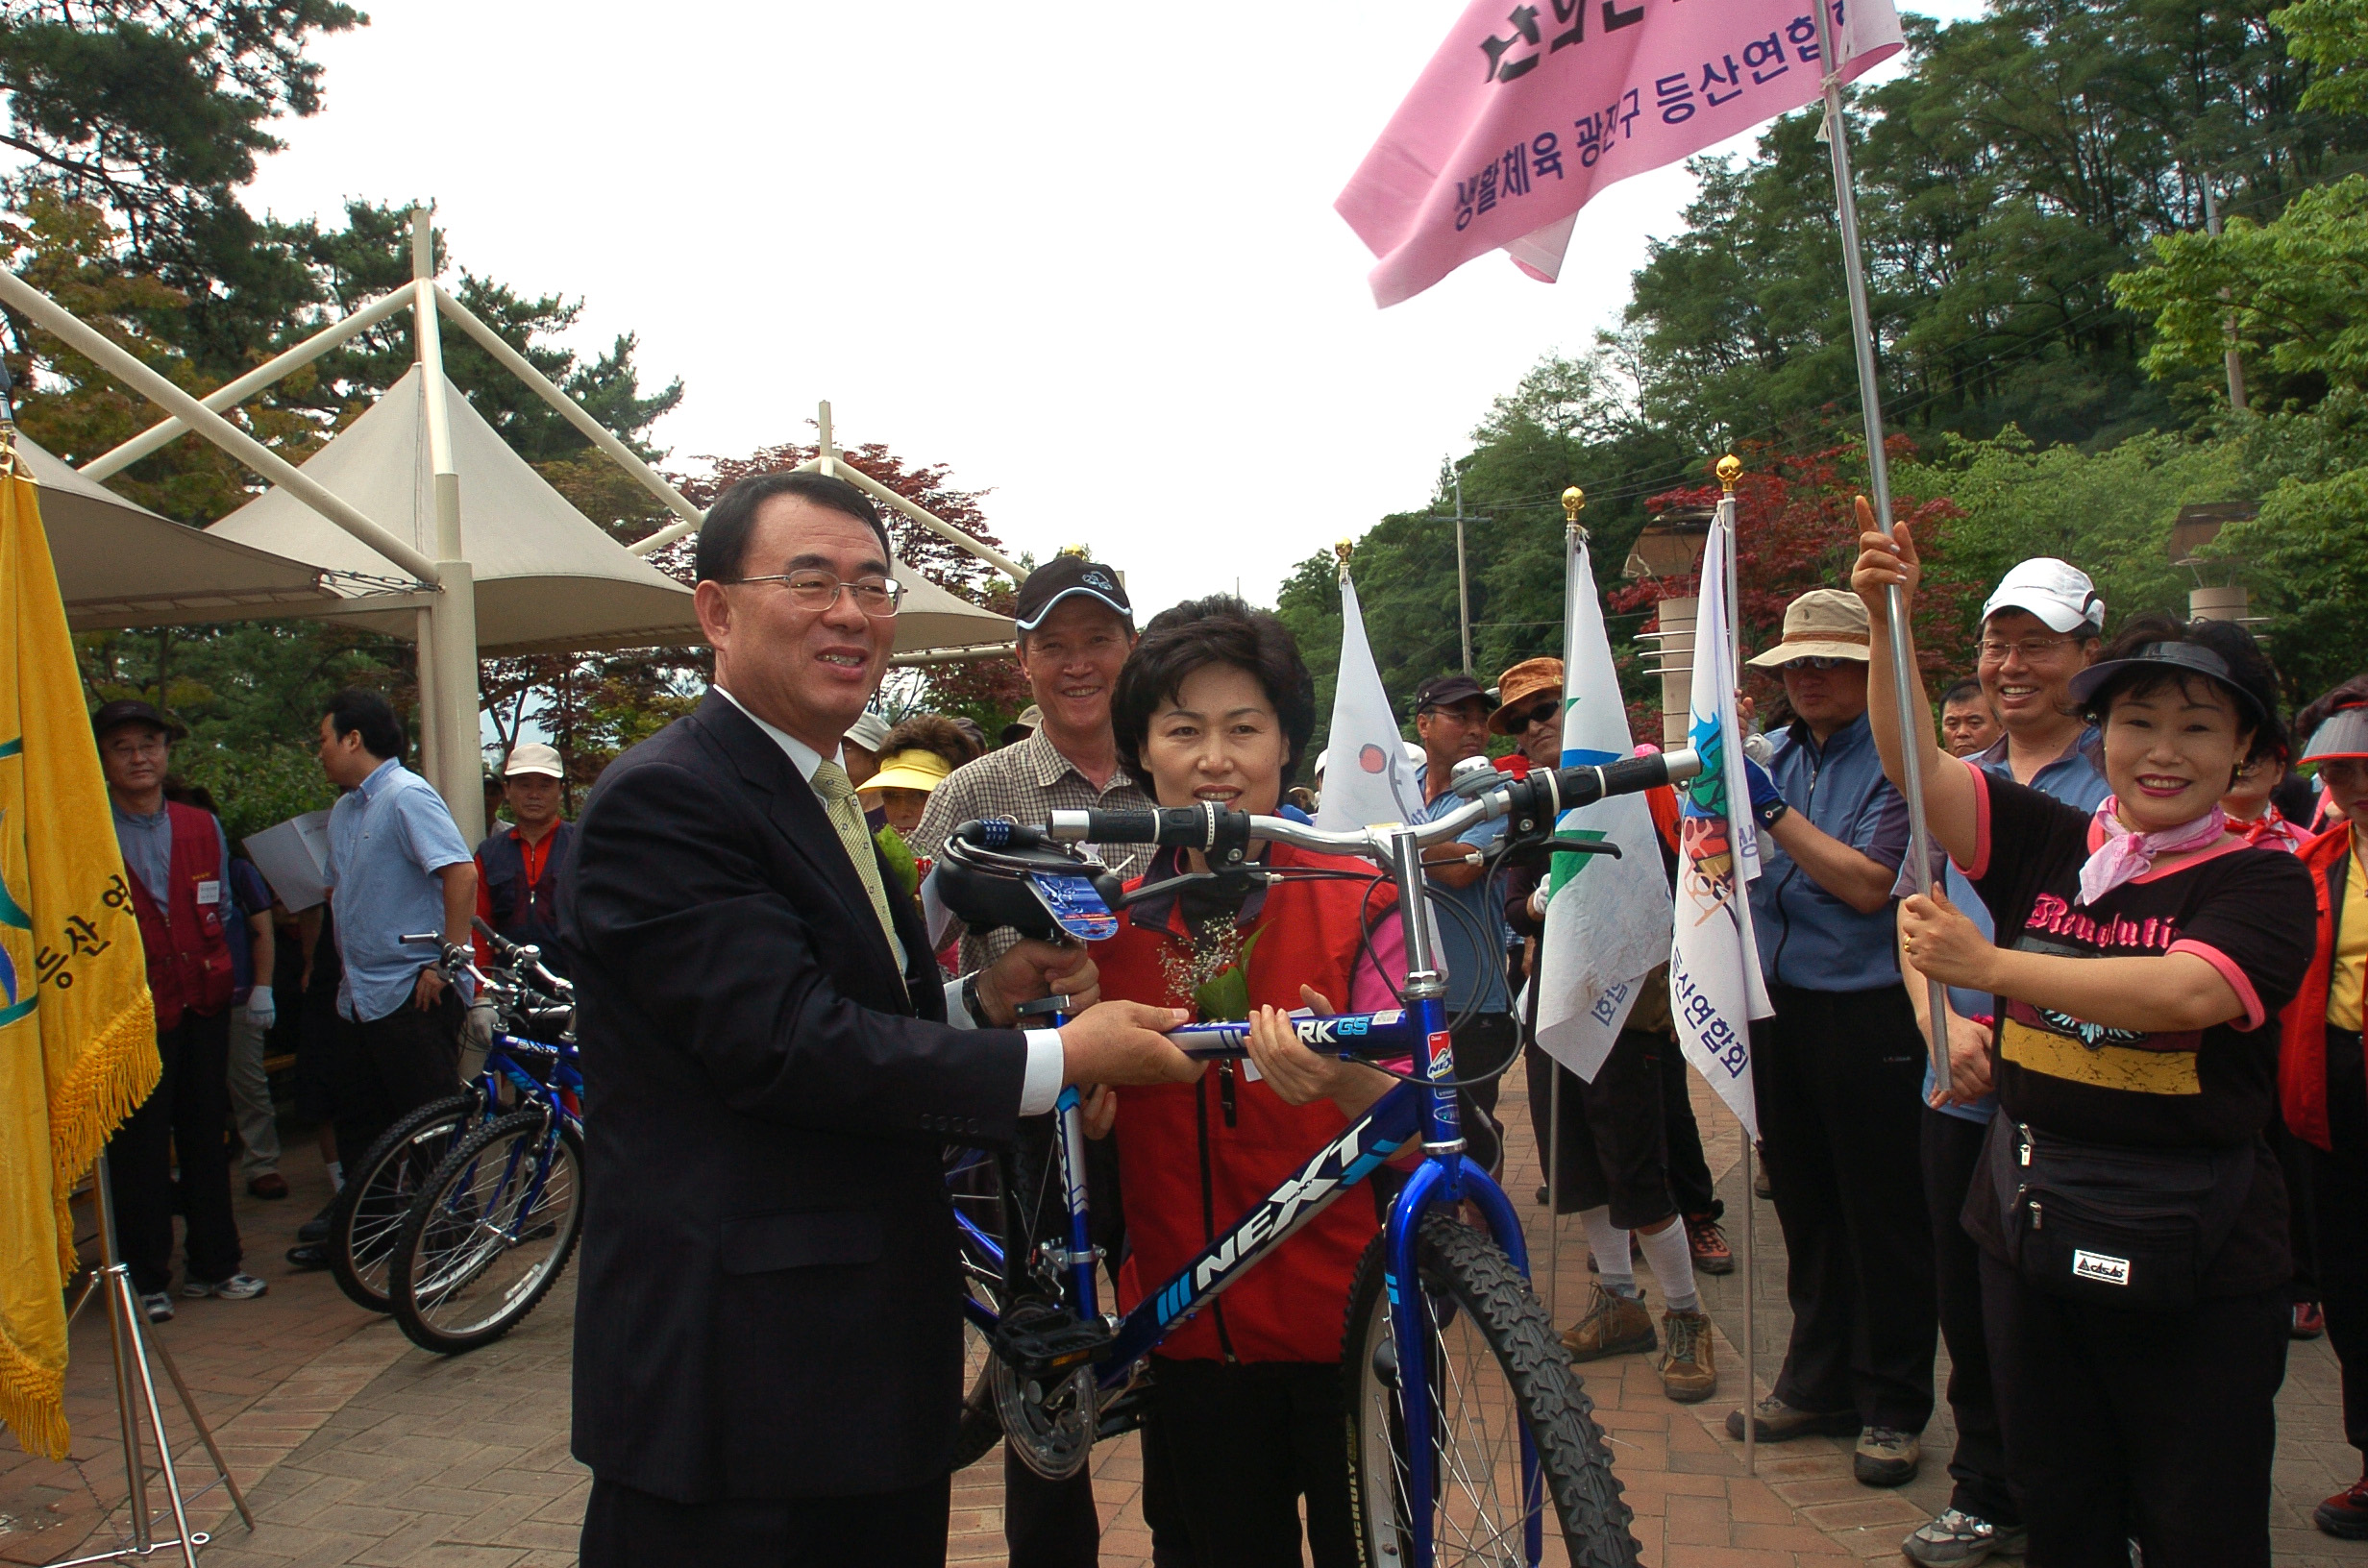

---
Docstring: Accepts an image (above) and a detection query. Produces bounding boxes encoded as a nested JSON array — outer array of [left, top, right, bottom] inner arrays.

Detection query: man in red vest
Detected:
[[473, 742, 572, 979], [95, 699, 266, 1323]]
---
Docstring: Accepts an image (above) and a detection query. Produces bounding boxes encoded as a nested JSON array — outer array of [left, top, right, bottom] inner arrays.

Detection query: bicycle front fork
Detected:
[[1015, 994, 1098, 1318]]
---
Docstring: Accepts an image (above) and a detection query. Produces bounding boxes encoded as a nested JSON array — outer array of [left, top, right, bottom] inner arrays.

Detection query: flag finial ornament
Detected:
[[1717, 454, 1741, 494], [1562, 486, 1586, 523], [1334, 539, 1354, 577]]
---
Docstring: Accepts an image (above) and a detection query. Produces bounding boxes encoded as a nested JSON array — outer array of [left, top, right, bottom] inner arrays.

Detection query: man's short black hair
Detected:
[[325, 687, 406, 762], [1939, 678, 1987, 709], [695, 472, 894, 583], [1112, 596, 1318, 787]]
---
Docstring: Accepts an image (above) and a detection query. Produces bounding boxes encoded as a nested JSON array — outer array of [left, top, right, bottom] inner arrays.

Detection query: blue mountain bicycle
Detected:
[[933, 747, 1695, 1568]]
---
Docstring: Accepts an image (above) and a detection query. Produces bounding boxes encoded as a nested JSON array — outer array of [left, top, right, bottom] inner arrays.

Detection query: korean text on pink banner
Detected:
[[1337, 0, 1904, 307]]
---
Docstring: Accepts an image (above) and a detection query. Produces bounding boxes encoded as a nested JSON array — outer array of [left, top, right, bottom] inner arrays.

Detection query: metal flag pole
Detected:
[[1713, 466, 1756, 1478], [1539, 486, 1590, 1328], [1813, 0, 1950, 1087], [49, 1152, 255, 1568]]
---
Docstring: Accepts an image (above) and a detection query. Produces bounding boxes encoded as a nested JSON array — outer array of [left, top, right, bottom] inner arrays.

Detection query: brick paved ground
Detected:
[[7, 1066, 2367, 1566]]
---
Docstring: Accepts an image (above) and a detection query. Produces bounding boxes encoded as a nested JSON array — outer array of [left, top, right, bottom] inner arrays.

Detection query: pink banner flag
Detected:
[[1337, 0, 1903, 307]]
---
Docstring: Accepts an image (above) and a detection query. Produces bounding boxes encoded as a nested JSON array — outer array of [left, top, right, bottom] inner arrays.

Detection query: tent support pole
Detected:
[[434, 285, 705, 538], [791, 453, 1028, 584], [415, 606, 442, 788], [83, 288, 414, 479], [0, 270, 437, 582], [412, 208, 485, 842]]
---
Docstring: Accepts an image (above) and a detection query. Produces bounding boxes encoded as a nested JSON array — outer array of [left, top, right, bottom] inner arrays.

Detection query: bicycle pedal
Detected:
[[992, 1300, 1113, 1381]]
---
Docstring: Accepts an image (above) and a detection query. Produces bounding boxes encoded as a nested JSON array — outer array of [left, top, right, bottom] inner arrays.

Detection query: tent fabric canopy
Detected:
[[209, 366, 1013, 657], [21, 432, 346, 630]]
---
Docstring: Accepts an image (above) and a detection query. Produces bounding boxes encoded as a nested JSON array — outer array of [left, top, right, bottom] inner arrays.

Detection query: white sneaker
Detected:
[[140, 1291, 174, 1323], [181, 1271, 268, 1301]]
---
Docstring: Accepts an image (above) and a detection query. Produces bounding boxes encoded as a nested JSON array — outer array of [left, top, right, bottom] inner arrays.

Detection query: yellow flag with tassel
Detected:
[[0, 453, 159, 1459]]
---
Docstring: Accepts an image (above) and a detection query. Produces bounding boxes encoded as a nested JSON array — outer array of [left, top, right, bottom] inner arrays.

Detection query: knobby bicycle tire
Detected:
[[1342, 1213, 1640, 1568], [329, 1092, 481, 1313], [388, 1109, 584, 1355]]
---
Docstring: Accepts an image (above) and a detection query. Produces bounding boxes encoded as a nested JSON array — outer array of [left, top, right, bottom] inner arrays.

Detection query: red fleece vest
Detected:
[[126, 801, 234, 1032], [1099, 845, 1397, 1364]]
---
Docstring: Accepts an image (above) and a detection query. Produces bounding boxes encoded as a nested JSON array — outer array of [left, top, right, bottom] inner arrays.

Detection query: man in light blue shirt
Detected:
[[1412, 672, 1516, 1175], [1897, 558, 2106, 1568], [314, 688, 478, 1195]]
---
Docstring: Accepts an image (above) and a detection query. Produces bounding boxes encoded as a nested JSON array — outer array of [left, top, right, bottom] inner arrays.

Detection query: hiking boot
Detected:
[[2295, 1300, 2328, 1340], [1657, 1309, 1715, 1402], [1561, 1285, 1656, 1362], [284, 1242, 330, 1270], [181, 1272, 267, 1301], [295, 1194, 338, 1245], [2318, 1472, 2368, 1539], [1903, 1508, 2027, 1566], [1723, 1395, 1857, 1442], [1855, 1426, 1921, 1486], [1686, 1213, 1734, 1275]]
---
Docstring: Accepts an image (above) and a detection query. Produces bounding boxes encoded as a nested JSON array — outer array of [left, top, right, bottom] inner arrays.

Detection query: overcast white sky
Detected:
[[240, 0, 1984, 620]]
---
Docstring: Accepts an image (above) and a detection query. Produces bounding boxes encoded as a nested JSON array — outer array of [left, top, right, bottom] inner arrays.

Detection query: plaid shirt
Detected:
[[908, 729, 1154, 971]]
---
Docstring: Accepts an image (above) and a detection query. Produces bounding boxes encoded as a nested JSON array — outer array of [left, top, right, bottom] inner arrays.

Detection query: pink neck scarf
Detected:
[[2078, 796, 2228, 905]]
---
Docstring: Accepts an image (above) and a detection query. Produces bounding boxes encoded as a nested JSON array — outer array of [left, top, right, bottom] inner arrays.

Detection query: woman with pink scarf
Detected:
[[1853, 511, 2315, 1568]]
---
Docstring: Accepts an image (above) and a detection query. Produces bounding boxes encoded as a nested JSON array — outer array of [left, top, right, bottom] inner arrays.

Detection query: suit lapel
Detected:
[[691, 693, 909, 1005]]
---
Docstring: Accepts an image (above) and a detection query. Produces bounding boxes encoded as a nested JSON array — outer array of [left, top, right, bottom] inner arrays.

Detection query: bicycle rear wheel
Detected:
[[1342, 1213, 1640, 1568], [947, 1145, 1006, 1471], [329, 1092, 481, 1313], [389, 1109, 584, 1355]]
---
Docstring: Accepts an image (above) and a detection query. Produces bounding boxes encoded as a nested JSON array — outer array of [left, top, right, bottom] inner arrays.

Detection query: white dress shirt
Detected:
[[715, 686, 1065, 1115]]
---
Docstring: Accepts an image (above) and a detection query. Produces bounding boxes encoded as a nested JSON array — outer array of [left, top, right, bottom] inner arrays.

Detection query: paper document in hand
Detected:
[[242, 810, 333, 913], [1337, 0, 1903, 306], [1315, 571, 1425, 833], [1666, 511, 1772, 1138], [1534, 532, 1672, 1081]]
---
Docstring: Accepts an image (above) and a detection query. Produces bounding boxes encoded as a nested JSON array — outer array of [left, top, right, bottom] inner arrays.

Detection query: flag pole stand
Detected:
[[1813, 0, 1952, 1076], [50, 1152, 255, 1568]]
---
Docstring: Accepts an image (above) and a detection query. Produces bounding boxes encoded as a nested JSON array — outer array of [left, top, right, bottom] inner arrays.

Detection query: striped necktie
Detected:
[[809, 758, 907, 971]]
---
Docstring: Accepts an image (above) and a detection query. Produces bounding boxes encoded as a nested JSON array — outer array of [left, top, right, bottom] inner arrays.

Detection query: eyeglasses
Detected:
[[1780, 656, 1854, 673], [2318, 758, 2368, 787], [730, 571, 902, 617], [1514, 700, 1561, 729], [1978, 635, 2079, 662]]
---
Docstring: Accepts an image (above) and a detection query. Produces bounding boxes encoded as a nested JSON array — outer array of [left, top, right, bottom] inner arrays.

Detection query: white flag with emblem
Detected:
[[1316, 568, 1426, 832], [1665, 507, 1773, 1138], [1534, 531, 1673, 1081]]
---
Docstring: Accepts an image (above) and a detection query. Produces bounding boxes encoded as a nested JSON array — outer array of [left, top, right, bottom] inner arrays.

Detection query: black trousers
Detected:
[[2274, 1110, 2321, 1304], [1981, 1255, 2285, 1567], [1139, 1358, 1355, 1568], [1753, 982, 1936, 1430], [580, 1474, 951, 1567], [106, 1010, 239, 1293], [1660, 1025, 1719, 1218], [332, 987, 461, 1169], [1922, 1107, 2014, 1525], [1452, 1011, 1520, 1177], [1525, 1029, 1673, 1228], [2315, 1024, 2368, 1456]]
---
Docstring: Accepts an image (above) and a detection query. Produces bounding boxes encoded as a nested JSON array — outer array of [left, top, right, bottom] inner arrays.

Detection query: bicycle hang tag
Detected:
[[1027, 872, 1119, 942]]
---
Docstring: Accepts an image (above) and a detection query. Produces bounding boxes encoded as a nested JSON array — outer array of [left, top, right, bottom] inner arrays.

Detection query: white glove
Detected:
[[463, 997, 499, 1051], [244, 990, 277, 1029], [1527, 885, 1550, 922]]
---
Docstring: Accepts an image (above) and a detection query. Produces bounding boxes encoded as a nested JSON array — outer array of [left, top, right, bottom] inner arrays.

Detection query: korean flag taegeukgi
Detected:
[[1666, 509, 1772, 1139], [1337, 0, 1903, 307], [1315, 569, 1426, 834]]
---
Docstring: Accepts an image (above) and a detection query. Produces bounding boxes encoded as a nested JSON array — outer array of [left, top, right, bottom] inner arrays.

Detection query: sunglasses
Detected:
[[1781, 655, 1856, 673], [1513, 700, 1561, 729]]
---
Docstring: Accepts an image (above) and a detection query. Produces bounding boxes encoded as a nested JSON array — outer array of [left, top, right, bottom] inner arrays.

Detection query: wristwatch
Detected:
[[961, 971, 990, 1027]]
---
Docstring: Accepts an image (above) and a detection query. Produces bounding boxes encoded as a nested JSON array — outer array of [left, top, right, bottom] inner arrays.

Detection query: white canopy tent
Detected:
[[15, 431, 363, 630]]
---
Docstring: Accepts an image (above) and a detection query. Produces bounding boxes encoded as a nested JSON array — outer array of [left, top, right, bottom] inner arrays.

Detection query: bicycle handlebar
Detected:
[[1044, 747, 1698, 861]]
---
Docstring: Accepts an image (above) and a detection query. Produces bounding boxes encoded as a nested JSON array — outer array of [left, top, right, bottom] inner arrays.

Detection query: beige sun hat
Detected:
[[1745, 589, 1872, 668]]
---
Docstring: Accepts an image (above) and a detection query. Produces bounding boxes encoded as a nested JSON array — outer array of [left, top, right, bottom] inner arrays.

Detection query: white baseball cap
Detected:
[[503, 742, 565, 779], [846, 711, 892, 753], [1983, 558, 2105, 635]]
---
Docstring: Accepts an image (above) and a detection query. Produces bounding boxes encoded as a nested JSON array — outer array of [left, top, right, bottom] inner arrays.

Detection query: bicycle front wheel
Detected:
[[330, 1092, 481, 1313], [389, 1109, 584, 1355], [1343, 1212, 1640, 1568]]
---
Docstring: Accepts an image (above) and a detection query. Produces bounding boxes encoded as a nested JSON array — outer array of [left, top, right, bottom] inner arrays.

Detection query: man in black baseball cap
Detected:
[[92, 698, 188, 743]]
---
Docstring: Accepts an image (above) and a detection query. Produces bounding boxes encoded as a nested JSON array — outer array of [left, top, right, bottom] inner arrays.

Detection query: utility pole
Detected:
[[2202, 181, 2249, 413]]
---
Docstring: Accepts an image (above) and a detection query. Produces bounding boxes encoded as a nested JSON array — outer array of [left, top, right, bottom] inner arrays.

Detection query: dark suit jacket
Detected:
[[561, 691, 1029, 1501]]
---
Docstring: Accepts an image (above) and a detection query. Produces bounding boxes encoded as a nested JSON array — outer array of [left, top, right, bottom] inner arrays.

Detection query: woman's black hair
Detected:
[[1111, 595, 1318, 787], [2296, 673, 2368, 747], [879, 712, 979, 771], [2077, 613, 2286, 767]]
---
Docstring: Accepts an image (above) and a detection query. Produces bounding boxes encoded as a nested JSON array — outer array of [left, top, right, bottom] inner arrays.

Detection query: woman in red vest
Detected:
[[1096, 596, 1406, 1568], [2278, 674, 2368, 1541]]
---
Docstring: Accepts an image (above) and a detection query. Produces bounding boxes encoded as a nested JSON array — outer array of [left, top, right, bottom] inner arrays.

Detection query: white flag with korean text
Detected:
[[1666, 510, 1773, 1138], [1534, 532, 1673, 1081]]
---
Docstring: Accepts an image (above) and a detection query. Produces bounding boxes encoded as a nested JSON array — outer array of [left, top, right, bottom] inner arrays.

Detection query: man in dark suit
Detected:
[[563, 471, 1199, 1567]]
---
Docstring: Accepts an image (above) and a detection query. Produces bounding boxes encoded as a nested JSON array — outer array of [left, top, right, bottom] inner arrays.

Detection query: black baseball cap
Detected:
[[1414, 674, 1488, 714], [1015, 555, 1132, 632], [2067, 641, 2271, 730], [91, 698, 186, 741]]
